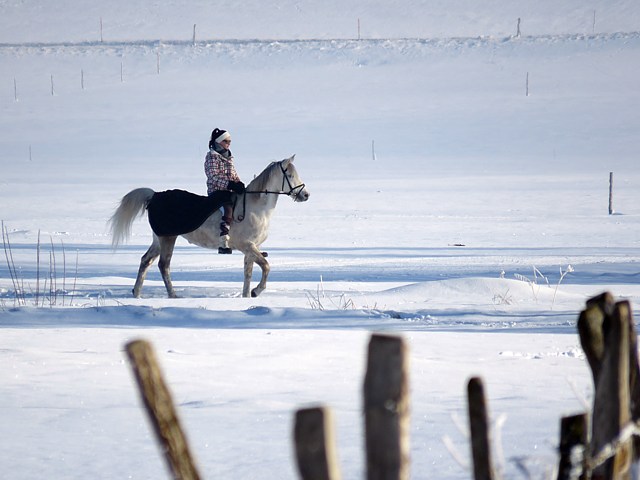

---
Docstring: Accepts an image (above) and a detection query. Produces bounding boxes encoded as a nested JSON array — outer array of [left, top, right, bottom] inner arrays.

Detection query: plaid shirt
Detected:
[[204, 150, 241, 195]]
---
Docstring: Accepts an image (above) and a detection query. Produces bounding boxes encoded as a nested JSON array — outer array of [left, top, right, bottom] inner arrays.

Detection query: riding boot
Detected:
[[218, 205, 233, 254], [218, 236, 231, 254]]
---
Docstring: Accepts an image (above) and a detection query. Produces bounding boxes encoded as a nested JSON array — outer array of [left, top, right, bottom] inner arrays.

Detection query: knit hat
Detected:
[[209, 128, 231, 149]]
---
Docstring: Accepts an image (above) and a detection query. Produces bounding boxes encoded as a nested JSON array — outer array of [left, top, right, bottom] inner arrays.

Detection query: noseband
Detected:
[[237, 162, 306, 221], [279, 163, 307, 199]]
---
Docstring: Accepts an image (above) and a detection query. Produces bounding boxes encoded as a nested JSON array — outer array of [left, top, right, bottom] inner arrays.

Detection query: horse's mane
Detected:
[[247, 161, 281, 192]]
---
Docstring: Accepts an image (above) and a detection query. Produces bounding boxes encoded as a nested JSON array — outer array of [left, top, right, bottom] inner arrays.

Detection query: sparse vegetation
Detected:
[[306, 276, 355, 310], [510, 264, 574, 309], [492, 288, 514, 306], [1, 222, 78, 308]]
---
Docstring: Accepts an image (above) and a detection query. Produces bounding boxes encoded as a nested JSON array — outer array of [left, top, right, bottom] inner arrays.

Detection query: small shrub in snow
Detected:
[[511, 264, 574, 309]]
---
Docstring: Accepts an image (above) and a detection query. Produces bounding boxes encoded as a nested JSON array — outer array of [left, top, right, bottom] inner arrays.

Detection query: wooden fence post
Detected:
[[609, 172, 614, 215], [363, 334, 410, 480], [625, 304, 640, 461], [467, 377, 495, 480], [579, 295, 634, 479], [578, 292, 615, 385], [125, 339, 201, 480], [557, 413, 588, 480], [294, 406, 341, 480]]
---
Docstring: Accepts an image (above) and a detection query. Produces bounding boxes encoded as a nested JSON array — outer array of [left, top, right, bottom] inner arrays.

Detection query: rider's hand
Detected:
[[228, 180, 246, 194]]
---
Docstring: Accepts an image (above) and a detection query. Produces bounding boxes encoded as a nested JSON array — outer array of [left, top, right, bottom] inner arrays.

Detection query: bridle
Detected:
[[237, 161, 306, 221]]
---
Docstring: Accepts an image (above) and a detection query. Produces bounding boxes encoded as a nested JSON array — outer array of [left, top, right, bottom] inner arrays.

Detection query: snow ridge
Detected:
[[2, 30, 639, 52]]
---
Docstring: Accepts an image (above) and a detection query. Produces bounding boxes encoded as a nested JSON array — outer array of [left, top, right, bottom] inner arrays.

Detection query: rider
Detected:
[[205, 128, 245, 254]]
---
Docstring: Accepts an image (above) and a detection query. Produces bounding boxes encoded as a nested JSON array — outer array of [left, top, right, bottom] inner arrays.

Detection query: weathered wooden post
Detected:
[[557, 413, 588, 480], [578, 292, 614, 385], [125, 339, 201, 480], [467, 377, 495, 480], [625, 305, 640, 461], [364, 334, 410, 480], [294, 406, 341, 480], [579, 294, 635, 479]]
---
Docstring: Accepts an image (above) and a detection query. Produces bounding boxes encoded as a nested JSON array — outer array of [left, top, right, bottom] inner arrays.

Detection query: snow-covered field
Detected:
[[1, 1, 640, 478]]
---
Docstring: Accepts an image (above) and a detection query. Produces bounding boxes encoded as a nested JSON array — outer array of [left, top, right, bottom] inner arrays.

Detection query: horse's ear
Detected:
[[282, 154, 295, 168]]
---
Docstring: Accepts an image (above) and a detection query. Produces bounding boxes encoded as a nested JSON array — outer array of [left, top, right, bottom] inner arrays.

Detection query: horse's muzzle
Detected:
[[295, 189, 310, 202]]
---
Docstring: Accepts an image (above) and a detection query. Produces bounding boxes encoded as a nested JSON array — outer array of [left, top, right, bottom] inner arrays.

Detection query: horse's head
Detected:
[[280, 155, 310, 202]]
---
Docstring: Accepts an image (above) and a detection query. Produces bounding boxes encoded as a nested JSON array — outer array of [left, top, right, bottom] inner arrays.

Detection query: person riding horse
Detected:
[[204, 128, 246, 254], [110, 155, 309, 298]]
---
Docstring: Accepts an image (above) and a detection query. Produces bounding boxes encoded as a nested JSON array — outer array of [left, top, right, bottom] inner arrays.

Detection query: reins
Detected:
[[236, 162, 306, 222]]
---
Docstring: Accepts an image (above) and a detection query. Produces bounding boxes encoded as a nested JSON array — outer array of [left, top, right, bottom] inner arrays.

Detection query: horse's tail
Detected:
[[109, 187, 155, 249]]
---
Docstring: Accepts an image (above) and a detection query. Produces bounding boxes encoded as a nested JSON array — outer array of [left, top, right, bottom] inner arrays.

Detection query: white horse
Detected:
[[109, 155, 309, 298]]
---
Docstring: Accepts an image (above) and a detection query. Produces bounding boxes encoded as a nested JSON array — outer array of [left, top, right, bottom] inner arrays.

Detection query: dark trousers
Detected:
[[220, 203, 233, 236]]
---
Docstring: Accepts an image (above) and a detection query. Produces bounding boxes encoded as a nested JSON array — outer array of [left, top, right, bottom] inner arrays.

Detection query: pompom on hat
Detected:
[[209, 128, 231, 149]]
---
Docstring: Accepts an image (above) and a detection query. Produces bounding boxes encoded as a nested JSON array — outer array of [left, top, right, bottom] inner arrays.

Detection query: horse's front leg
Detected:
[[242, 254, 254, 298], [243, 246, 270, 298]]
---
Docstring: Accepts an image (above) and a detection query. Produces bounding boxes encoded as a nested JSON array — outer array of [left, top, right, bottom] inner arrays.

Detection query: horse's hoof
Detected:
[[251, 288, 264, 298]]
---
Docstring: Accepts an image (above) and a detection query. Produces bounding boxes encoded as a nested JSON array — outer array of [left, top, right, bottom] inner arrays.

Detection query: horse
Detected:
[[108, 155, 309, 298]]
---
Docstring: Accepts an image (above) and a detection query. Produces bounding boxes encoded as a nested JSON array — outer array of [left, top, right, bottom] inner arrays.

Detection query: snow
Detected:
[[1, 1, 640, 478]]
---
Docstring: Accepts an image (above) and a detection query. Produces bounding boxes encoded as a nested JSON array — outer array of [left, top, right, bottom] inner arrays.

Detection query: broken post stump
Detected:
[[364, 334, 410, 480], [579, 295, 634, 479], [557, 413, 588, 480], [294, 406, 341, 480], [467, 377, 495, 480], [125, 339, 201, 480]]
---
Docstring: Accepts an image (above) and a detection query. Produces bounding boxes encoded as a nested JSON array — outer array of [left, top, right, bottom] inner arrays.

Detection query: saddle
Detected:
[[147, 189, 232, 236]]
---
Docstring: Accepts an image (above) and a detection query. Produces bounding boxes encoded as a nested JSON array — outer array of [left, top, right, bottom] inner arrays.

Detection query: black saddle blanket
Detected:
[[147, 189, 232, 236]]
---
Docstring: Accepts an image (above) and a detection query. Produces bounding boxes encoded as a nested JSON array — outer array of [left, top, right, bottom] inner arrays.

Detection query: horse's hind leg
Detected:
[[133, 238, 160, 298], [158, 236, 178, 298]]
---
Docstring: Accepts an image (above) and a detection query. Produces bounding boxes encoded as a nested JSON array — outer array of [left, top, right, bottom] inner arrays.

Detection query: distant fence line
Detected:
[[3, 30, 640, 49], [5, 31, 640, 106]]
